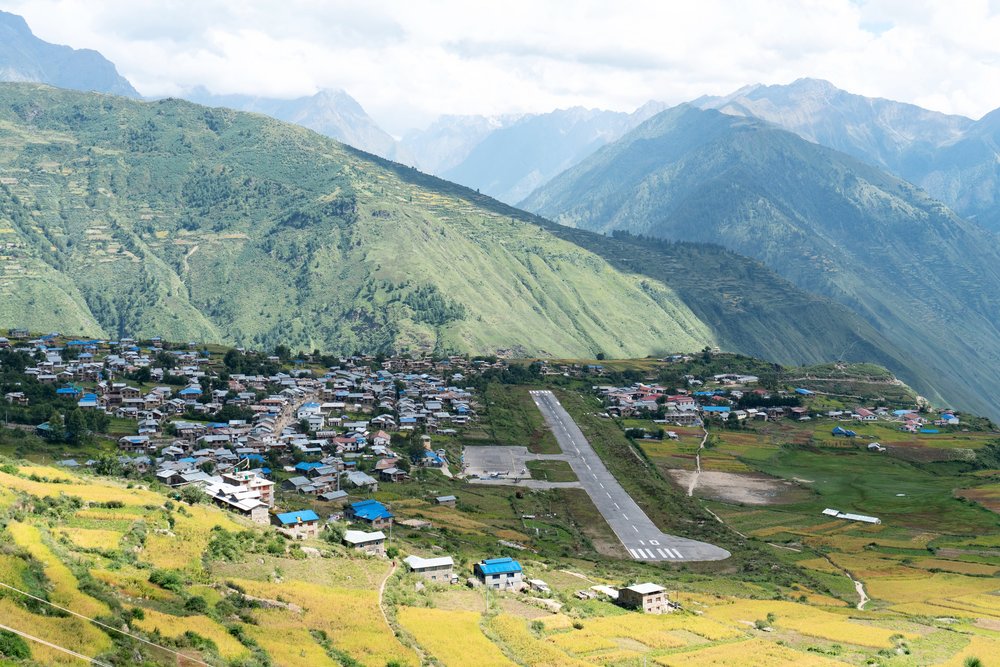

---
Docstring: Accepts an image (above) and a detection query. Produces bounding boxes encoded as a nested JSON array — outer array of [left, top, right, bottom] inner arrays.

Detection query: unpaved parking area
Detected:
[[668, 470, 807, 505]]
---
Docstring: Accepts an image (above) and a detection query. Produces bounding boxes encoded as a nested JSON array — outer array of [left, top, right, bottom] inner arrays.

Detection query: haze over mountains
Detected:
[[185, 87, 417, 165]]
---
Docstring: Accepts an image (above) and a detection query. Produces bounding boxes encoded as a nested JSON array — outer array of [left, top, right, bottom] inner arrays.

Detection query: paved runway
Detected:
[[530, 390, 731, 562]]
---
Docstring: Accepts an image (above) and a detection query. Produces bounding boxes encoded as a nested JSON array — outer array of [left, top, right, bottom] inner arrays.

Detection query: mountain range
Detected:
[[0, 83, 915, 376], [523, 104, 1000, 418], [694, 78, 1000, 232]]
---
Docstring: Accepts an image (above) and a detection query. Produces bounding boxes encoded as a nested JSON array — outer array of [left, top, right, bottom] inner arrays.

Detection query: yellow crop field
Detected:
[[828, 552, 923, 579], [913, 559, 1000, 576], [399, 607, 514, 666], [865, 574, 1000, 604], [7, 521, 110, 619], [918, 594, 1000, 620], [485, 614, 590, 667], [540, 614, 576, 631], [590, 613, 741, 644], [547, 630, 618, 654], [17, 464, 75, 481], [655, 638, 849, 666], [547, 615, 693, 653], [933, 635, 1000, 666], [57, 526, 122, 550], [0, 469, 164, 505], [0, 553, 27, 586], [244, 624, 338, 667], [704, 600, 914, 648], [133, 608, 249, 659], [796, 557, 844, 575], [144, 505, 241, 569], [230, 578, 417, 666], [0, 597, 112, 664]]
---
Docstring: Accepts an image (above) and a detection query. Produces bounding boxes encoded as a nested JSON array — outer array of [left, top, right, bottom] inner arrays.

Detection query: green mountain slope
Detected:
[[0, 84, 930, 400], [523, 105, 1000, 418]]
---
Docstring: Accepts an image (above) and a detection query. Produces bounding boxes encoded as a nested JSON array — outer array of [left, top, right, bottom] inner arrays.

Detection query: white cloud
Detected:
[[3, 0, 1000, 133]]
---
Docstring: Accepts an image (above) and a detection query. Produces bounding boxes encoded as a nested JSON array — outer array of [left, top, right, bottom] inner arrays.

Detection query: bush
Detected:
[[0, 630, 30, 659], [184, 596, 208, 614], [148, 568, 184, 592]]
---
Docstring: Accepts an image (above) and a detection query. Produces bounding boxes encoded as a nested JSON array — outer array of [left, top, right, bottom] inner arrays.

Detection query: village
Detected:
[[2, 332, 999, 666], [0, 332, 686, 614]]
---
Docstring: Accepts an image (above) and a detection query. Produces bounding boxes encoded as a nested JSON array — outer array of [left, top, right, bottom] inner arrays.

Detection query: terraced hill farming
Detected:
[[0, 351, 997, 666]]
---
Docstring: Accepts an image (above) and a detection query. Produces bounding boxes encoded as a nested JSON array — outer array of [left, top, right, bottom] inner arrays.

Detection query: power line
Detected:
[[0, 581, 213, 666], [0, 621, 111, 666]]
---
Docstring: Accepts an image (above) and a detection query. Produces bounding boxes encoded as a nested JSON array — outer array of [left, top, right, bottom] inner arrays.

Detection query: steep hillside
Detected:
[[523, 105, 1000, 418], [0, 84, 918, 378], [0, 10, 139, 98], [440, 103, 667, 204], [185, 87, 414, 165], [695, 79, 1000, 232]]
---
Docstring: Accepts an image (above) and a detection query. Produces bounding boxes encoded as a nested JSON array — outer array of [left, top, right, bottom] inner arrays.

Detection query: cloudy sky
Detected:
[[4, 0, 1000, 134]]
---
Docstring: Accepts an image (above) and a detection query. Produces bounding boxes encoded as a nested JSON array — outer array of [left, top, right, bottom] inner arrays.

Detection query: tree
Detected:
[[178, 485, 205, 505], [66, 409, 86, 445], [94, 454, 124, 477], [964, 658, 983, 667], [47, 410, 65, 441]]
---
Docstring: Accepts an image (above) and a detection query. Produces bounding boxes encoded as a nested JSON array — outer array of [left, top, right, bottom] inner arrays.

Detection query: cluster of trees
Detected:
[[41, 408, 110, 445], [223, 348, 281, 376]]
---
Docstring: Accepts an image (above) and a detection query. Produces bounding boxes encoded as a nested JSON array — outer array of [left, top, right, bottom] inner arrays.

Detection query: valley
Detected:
[[0, 338, 997, 666]]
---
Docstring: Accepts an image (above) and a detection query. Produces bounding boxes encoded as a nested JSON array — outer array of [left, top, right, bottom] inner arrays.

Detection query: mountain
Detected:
[[0, 83, 913, 378], [401, 113, 523, 175], [185, 87, 414, 165], [0, 10, 139, 98], [523, 105, 1000, 418], [431, 102, 668, 204], [695, 78, 1000, 231]]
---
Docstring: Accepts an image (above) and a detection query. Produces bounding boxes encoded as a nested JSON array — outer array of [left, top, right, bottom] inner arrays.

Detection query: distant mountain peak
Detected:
[[0, 10, 32, 33], [0, 10, 139, 98]]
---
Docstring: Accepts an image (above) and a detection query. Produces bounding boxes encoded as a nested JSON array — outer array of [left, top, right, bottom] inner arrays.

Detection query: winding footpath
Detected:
[[687, 425, 710, 497]]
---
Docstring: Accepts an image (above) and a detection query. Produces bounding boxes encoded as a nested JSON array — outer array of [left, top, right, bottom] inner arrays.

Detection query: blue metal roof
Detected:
[[276, 510, 319, 525], [295, 461, 323, 471], [477, 557, 522, 575], [349, 499, 393, 521]]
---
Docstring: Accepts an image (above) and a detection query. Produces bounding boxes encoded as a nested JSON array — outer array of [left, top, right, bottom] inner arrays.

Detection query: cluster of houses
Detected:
[[594, 376, 790, 426], [594, 376, 957, 433], [2, 333, 490, 533]]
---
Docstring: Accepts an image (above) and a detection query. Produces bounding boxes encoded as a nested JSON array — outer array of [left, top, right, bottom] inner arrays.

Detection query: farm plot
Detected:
[[399, 607, 514, 666]]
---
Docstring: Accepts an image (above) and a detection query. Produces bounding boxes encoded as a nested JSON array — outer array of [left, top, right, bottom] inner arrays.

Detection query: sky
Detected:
[[4, 0, 1000, 135]]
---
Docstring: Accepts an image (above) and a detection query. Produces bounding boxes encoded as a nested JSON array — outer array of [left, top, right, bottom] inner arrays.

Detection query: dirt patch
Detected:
[[668, 470, 809, 505], [976, 618, 1000, 631], [499, 597, 552, 619]]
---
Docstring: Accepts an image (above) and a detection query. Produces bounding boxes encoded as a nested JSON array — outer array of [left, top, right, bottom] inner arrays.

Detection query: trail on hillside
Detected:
[[687, 425, 709, 496]]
